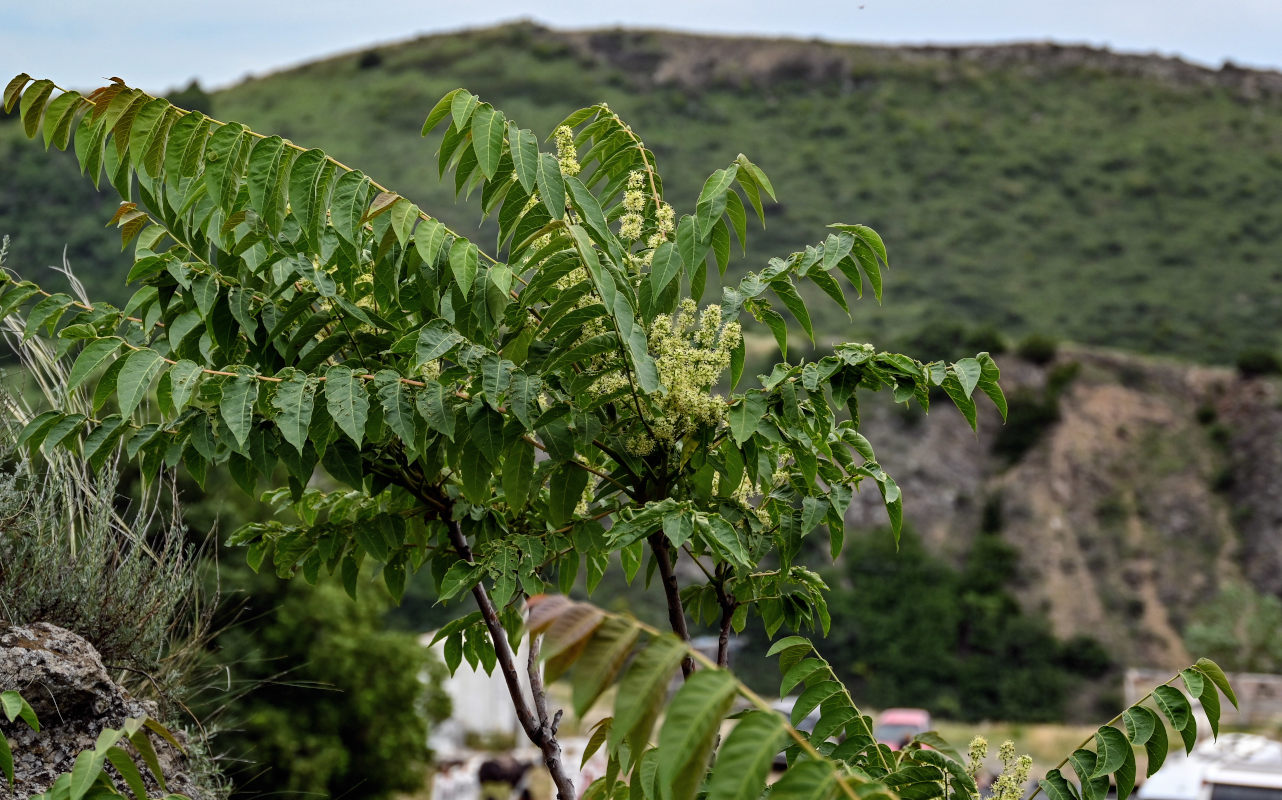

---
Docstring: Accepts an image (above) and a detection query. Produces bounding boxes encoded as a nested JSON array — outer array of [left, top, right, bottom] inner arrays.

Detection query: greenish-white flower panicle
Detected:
[[967, 736, 989, 781]]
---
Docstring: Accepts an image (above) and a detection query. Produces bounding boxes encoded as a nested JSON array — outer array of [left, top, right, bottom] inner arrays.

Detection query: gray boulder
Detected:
[[0, 621, 207, 798]]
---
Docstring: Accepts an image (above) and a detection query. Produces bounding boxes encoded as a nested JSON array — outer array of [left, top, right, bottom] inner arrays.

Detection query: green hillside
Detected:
[[5, 22, 1282, 362]]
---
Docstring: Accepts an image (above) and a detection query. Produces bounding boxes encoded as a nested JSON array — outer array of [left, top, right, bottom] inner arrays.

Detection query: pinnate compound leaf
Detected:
[[1116, 744, 1138, 800], [1200, 679, 1222, 739], [449, 238, 479, 297], [502, 438, 535, 509], [0, 691, 38, 730], [706, 710, 788, 800], [729, 392, 765, 445], [537, 152, 566, 218], [656, 669, 739, 800], [542, 603, 605, 681], [510, 125, 539, 191]]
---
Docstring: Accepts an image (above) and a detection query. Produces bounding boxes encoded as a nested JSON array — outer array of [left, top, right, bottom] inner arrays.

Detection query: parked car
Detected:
[[1198, 762, 1282, 800], [873, 708, 932, 750]]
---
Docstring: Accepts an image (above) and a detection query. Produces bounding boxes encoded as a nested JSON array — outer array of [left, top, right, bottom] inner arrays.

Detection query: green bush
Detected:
[[209, 572, 448, 799], [1235, 347, 1282, 377], [1016, 333, 1059, 365]]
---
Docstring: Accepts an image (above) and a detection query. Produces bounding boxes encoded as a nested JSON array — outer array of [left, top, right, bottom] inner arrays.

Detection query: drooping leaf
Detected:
[[67, 338, 122, 392], [271, 369, 316, 453], [705, 710, 788, 800], [115, 348, 166, 418], [325, 365, 370, 446], [656, 669, 739, 800], [219, 369, 260, 448], [470, 103, 506, 180]]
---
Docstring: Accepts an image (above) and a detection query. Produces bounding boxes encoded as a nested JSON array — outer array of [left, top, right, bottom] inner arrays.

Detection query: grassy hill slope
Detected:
[[4, 22, 1282, 363]]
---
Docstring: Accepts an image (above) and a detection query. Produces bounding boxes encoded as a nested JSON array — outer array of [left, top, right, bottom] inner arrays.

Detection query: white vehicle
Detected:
[[1198, 763, 1282, 800], [1140, 734, 1282, 800]]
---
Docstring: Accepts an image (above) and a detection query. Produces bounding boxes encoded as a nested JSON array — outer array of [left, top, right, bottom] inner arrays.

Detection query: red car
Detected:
[[874, 708, 933, 750]]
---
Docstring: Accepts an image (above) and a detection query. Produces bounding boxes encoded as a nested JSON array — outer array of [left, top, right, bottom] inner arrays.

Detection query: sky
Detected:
[[5, 1, 1282, 93]]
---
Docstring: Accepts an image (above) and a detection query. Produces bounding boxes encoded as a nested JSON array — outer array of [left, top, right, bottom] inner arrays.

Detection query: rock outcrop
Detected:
[[843, 347, 1281, 669], [0, 621, 207, 798]]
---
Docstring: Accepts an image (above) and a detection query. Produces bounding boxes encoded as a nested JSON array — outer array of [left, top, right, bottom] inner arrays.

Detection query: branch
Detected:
[[446, 519, 576, 800], [713, 566, 737, 669], [648, 532, 695, 678]]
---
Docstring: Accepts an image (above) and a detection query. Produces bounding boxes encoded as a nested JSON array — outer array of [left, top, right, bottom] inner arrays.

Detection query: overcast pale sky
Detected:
[[5, 1, 1281, 92]]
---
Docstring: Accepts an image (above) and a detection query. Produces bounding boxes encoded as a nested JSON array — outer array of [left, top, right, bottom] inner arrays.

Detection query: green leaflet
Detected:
[[1196, 658, 1238, 708], [115, 348, 166, 418], [728, 392, 765, 445], [203, 121, 247, 211], [271, 369, 316, 453], [470, 103, 506, 180], [325, 365, 370, 446], [375, 371, 419, 448], [609, 634, 687, 761], [571, 616, 643, 717], [330, 170, 371, 244], [1122, 707, 1154, 745], [705, 711, 788, 800], [502, 438, 535, 509], [19, 79, 54, 139], [448, 238, 479, 297], [1091, 726, 1131, 778], [768, 760, 837, 800], [547, 462, 588, 527], [510, 125, 539, 192], [67, 338, 122, 392], [537, 152, 566, 218], [656, 669, 739, 800], [220, 369, 260, 448]]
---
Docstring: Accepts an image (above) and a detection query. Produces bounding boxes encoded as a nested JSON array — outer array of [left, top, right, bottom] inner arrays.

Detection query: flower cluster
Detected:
[[619, 171, 647, 241], [620, 300, 742, 455], [966, 737, 1033, 800], [555, 125, 580, 177]]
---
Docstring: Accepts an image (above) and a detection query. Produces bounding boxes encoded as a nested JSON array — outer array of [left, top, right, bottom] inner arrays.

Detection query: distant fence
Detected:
[[1126, 668, 1282, 727]]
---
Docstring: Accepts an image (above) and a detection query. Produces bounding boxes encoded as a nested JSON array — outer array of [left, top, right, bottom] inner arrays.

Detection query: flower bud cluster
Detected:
[[619, 171, 647, 241], [989, 742, 1033, 800], [967, 737, 1033, 800], [967, 737, 988, 781], [555, 126, 580, 177], [621, 299, 741, 453]]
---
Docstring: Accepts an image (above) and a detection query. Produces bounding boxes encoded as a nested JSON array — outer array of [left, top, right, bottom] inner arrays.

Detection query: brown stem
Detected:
[[716, 602, 735, 669], [447, 520, 576, 800], [527, 633, 568, 786], [648, 532, 695, 678]]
